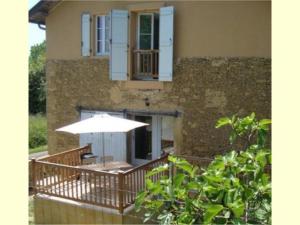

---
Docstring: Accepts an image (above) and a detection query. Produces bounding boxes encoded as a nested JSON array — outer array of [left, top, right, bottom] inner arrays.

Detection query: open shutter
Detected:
[[110, 10, 128, 80], [159, 6, 174, 81], [81, 13, 91, 56]]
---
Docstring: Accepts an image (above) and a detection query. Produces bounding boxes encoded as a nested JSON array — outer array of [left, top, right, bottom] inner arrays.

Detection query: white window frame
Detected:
[[137, 13, 154, 50], [96, 15, 110, 56]]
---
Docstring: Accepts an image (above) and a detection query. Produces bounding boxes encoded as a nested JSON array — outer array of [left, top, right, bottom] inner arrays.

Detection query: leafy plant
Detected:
[[29, 114, 47, 149], [135, 113, 271, 225], [29, 41, 46, 114]]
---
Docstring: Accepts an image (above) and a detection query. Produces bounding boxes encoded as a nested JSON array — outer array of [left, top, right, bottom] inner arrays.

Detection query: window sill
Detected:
[[123, 80, 164, 90]]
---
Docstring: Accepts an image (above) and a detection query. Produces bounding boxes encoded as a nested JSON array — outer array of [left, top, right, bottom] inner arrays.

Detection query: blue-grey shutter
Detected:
[[81, 13, 91, 57], [159, 6, 174, 81], [152, 116, 162, 160], [110, 10, 128, 80]]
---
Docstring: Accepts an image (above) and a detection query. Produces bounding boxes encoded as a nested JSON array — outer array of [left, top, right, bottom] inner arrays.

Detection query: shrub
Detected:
[[135, 113, 271, 225], [29, 114, 47, 149], [29, 41, 46, 114]]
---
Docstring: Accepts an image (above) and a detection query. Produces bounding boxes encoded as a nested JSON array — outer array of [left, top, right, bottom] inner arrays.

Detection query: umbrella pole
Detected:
[[102, 133, 105, 167]]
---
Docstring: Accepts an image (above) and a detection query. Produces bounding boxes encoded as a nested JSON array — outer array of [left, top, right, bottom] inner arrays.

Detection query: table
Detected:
[[76, 161, 133, 173]]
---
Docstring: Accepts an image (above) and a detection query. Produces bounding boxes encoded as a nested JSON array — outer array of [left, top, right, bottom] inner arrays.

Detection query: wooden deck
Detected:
[[31, 145, 169, 213]]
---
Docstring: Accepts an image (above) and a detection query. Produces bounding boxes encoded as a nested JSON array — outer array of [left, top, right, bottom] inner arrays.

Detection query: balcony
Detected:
[[30, 145, 168, 213], [132, 49, 159, 80]]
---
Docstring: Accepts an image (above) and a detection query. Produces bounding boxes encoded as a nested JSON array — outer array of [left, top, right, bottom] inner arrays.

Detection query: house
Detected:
[[29, 0, 271, 224]]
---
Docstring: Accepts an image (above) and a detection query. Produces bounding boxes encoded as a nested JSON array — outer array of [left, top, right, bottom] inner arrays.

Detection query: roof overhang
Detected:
[[29, 0, 61, 25]]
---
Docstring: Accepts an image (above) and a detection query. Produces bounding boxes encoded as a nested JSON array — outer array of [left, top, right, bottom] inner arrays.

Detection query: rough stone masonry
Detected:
[[46, 57, 271, 157]]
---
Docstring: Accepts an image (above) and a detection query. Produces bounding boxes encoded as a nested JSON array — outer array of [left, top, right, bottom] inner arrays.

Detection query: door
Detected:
[[131, 115, 161, 165], [79, 111, 127, 163]]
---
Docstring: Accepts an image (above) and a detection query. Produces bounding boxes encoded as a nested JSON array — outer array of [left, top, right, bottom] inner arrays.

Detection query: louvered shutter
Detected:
[[81, 13, 91, 56], [110, 10, 128, 80], [159, 6, 174, 81]]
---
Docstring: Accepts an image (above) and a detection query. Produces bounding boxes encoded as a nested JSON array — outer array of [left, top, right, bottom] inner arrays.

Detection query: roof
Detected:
[[29, 0, 61, 25]]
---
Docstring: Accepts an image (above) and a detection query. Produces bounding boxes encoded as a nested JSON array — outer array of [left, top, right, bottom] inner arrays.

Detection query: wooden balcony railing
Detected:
[[31, 146, 169, 213], [121, 155, 169, 211], [38, 145, 91, 166], [132, 49, 159, 80]]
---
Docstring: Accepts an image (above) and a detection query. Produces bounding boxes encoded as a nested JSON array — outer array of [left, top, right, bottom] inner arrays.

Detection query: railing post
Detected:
[[31, 158, 36, 195], [87, 143, 92, 153], [118, 172, 124, 214]]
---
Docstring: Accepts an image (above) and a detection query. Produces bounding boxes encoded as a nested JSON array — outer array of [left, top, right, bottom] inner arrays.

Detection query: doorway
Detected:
[[131, 115, 162, 165]]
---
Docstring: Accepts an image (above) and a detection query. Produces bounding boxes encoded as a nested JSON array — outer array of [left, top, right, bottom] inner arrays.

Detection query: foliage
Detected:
[[29, 114, 47, 149], [29, 41, 46, 114], [135, 113, 271, 225], [29, 145, 48, 154]]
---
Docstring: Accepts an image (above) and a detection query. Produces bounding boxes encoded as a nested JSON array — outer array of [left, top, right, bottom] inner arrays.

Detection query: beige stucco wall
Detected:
[[44, 0, 271, 157], [47, 57, 271, 156], [34, 194, 147, 224], [46, 1, 271, 60]]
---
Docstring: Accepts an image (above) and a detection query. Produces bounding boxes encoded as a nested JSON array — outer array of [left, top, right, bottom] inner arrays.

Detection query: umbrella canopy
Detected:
[[56, 113, 149, 166], [56, 113, 148, 134]]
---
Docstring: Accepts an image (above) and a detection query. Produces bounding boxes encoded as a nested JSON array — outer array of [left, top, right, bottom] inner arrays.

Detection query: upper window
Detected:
[[96, 15, 110, 55], [137, 13, 159, 50]]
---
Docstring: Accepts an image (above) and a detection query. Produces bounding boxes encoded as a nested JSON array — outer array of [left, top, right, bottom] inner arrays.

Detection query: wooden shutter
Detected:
[[159, 6, 174, 81], [81, 13, 91, 56], [110, 10, 128, 80]]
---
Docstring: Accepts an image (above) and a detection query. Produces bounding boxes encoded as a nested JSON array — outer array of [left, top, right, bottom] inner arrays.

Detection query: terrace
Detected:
[[31, 145, 169, 213]]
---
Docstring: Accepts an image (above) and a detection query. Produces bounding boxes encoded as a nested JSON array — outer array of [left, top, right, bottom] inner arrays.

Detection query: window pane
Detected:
[[105, 40, 110, 53], [100, 16, 104, 29], [98, 29, 104, 41], [96, 29, 100, 41], [105, 28, 109, 40], [153, 13, 159, 49], [140, 34, 151, 49], [97, 41, 101, 53], [140, 15, 152, 34], [96, 15, 110, 54], [97, 16, 101, 29], [105, 15, 110, 29]]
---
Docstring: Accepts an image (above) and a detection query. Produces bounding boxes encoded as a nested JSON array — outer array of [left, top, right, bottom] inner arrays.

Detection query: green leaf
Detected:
[[143, 212, 154, 223], [146, 178, 155, 189], [250, 112, 256, 120], [146, 163, 169, 177], [227, 200, 245, 218], [204, 175, 223, 183], [224, 189, 235, 205], [203, 204, 224, 224], [255, 150, 269, 167], [173, 173, 185, 187], [216, 117, 231, 128], [209, 158, 225, 171], [229, 131, 237, 144], [231, 218, 244, 225], [255, 208, 268, 220], [134, 191, 147, 211], [187, 181, 200, 190], [257, 129, 267, 147], [259, 119, 272, 126]]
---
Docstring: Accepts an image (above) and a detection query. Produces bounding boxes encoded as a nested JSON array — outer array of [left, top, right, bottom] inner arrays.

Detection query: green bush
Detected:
[[135, 113, 271, 225], [29, 114, 47, 149], [29, 41, 46, 114]]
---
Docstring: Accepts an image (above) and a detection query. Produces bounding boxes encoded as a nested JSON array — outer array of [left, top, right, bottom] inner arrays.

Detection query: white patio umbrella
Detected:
[[56, 113, 148, 166]]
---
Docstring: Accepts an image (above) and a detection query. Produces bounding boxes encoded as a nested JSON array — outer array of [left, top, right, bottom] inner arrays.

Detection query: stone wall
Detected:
[[46, 57, 271, 157]]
